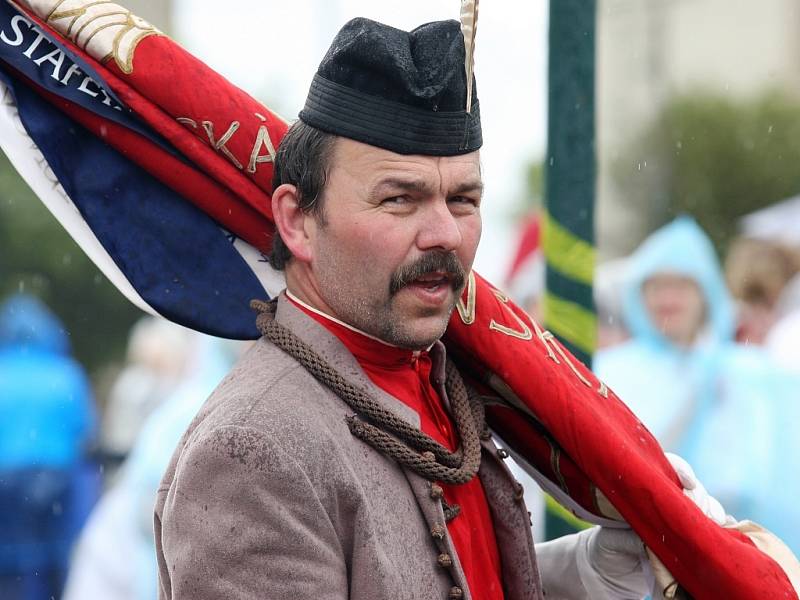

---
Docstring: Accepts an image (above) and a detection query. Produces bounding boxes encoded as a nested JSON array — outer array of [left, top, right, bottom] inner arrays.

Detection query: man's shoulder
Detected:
[[192, 337, 342, 437], [157, 336, 354, 488]]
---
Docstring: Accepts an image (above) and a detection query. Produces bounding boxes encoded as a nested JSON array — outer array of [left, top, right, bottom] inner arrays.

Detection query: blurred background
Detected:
[[2, 0, 800, 598]]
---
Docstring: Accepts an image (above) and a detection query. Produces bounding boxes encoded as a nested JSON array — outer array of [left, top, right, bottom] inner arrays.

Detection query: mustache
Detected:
[[389, 251, 466, 296]]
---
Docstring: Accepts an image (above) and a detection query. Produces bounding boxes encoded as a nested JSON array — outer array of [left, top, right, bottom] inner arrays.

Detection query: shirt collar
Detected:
[[285, 289, 430, 368]]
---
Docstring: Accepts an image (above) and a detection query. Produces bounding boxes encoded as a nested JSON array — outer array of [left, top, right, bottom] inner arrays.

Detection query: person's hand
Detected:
[[577, 526, 650, 599], [644, 453, 737, 599], [538, 455, 734, 599], [587, 527, 646, 583], [536, 526, 650, 599], [665, 452, 735, 526]]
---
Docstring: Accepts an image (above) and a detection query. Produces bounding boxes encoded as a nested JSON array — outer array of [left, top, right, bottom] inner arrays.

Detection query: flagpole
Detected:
[[542, 0, 598, 541], [543, 0, 597, 369]]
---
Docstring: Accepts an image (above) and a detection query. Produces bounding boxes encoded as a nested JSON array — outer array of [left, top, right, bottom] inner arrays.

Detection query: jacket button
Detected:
[[449, 586, 463, 599], [430, 483, 444, 499], [431, 524, 446, 539], [513, 482, 525, 503], [438, 553, 453, 568]]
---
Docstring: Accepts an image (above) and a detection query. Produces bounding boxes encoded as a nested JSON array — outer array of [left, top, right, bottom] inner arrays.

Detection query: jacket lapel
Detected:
[[402, 468, 473, 598], [479, 437, 544, 600]]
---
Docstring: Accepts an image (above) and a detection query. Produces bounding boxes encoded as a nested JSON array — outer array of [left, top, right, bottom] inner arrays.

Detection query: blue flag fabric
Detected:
[[0, 1, 275, 339]]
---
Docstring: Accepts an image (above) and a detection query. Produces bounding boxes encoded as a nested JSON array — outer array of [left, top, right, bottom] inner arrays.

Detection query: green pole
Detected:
[[543, 0, 597, 369], [542, 0, 597, 540]]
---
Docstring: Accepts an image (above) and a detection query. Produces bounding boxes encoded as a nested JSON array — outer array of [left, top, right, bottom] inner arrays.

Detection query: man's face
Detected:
[[642, 273, 706, 347], [306, 138, 483, 349]]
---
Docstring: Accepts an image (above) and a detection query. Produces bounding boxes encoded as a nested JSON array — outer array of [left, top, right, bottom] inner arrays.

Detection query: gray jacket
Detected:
[[155, 295, 543, 600]]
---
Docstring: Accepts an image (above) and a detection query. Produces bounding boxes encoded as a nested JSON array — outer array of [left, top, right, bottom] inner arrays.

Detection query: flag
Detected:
[[0, 0, 285, 338]]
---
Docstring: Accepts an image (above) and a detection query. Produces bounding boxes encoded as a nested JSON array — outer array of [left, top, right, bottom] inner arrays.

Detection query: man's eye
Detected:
[[382, 195, 409, 205], [449, 195, 479, 207]]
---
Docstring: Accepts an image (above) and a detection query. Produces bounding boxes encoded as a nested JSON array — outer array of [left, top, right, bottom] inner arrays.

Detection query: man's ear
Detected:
[[272, 183, 314, 263]]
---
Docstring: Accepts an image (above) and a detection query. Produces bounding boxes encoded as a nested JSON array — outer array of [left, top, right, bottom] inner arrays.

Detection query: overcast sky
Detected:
[[173, 0, 549, 283]]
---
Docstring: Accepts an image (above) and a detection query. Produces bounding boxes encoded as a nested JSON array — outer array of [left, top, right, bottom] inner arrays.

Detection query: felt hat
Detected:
[[299, 18, 481, 156]]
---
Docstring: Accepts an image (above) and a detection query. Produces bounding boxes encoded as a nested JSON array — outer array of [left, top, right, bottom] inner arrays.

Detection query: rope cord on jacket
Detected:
[[252, 299, 485, 486]]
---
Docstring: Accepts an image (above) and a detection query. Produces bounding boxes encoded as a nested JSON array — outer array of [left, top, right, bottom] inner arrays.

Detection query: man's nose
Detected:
[[416, 200, 463, 251]]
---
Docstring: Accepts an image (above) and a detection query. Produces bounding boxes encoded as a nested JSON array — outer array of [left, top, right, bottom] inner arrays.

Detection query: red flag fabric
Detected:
[[17, 0, 288, 252], [3, 2, 797, 597], [445, 272, 797, 598]]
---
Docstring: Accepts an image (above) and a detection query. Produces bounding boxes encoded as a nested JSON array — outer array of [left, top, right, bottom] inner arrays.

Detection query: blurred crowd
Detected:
[[593, 217, 800, 546], [509, 213, 800, 549], [0, 297, 246, 600], [1, 213, 798, 599]]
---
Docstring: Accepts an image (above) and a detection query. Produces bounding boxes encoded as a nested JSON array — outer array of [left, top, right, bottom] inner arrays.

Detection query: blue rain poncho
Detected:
[[0, 294, 98, 583], [0, 294, 95, 469], [594, 217, 800, 552]]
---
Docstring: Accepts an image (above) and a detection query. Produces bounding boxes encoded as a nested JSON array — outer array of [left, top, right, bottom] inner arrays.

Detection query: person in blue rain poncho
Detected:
[[63, 331, 243, 600], [594, 216, 800, 554], [0, 294, 98, 600]]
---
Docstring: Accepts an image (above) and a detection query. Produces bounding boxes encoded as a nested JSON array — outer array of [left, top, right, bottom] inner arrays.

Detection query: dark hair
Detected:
[[269, 121, 337, 270]]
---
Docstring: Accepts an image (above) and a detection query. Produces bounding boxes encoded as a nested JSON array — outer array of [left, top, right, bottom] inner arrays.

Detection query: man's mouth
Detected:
[[389, 251, 466, 297], [402, 271, 456, 305], [409, 272, 451, 291]]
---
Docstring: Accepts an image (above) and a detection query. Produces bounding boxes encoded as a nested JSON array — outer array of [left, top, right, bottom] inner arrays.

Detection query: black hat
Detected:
[[299, 18, 481, 156]]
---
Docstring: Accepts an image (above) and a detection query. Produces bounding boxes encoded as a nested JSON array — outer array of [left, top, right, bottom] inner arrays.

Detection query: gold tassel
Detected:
[[460, 0, 479, 113]]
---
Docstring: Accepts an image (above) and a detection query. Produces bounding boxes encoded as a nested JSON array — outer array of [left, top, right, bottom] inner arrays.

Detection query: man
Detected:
[[155, 19, 698, 600]]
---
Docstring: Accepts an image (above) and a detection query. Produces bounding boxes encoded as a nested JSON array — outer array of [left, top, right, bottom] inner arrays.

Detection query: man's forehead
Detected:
[[330, 137, 482, 184]]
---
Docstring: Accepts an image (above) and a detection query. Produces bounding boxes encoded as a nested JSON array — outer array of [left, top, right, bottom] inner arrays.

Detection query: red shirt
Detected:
[[288, 295, 504, 599]]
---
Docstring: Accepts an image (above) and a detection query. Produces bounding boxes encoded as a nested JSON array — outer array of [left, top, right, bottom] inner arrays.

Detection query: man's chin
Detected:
[[383, 310, 454, 350]]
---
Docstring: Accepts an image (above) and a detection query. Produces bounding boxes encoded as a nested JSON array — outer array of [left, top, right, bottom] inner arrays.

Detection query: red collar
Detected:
[[285, 292, 429, 370]]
